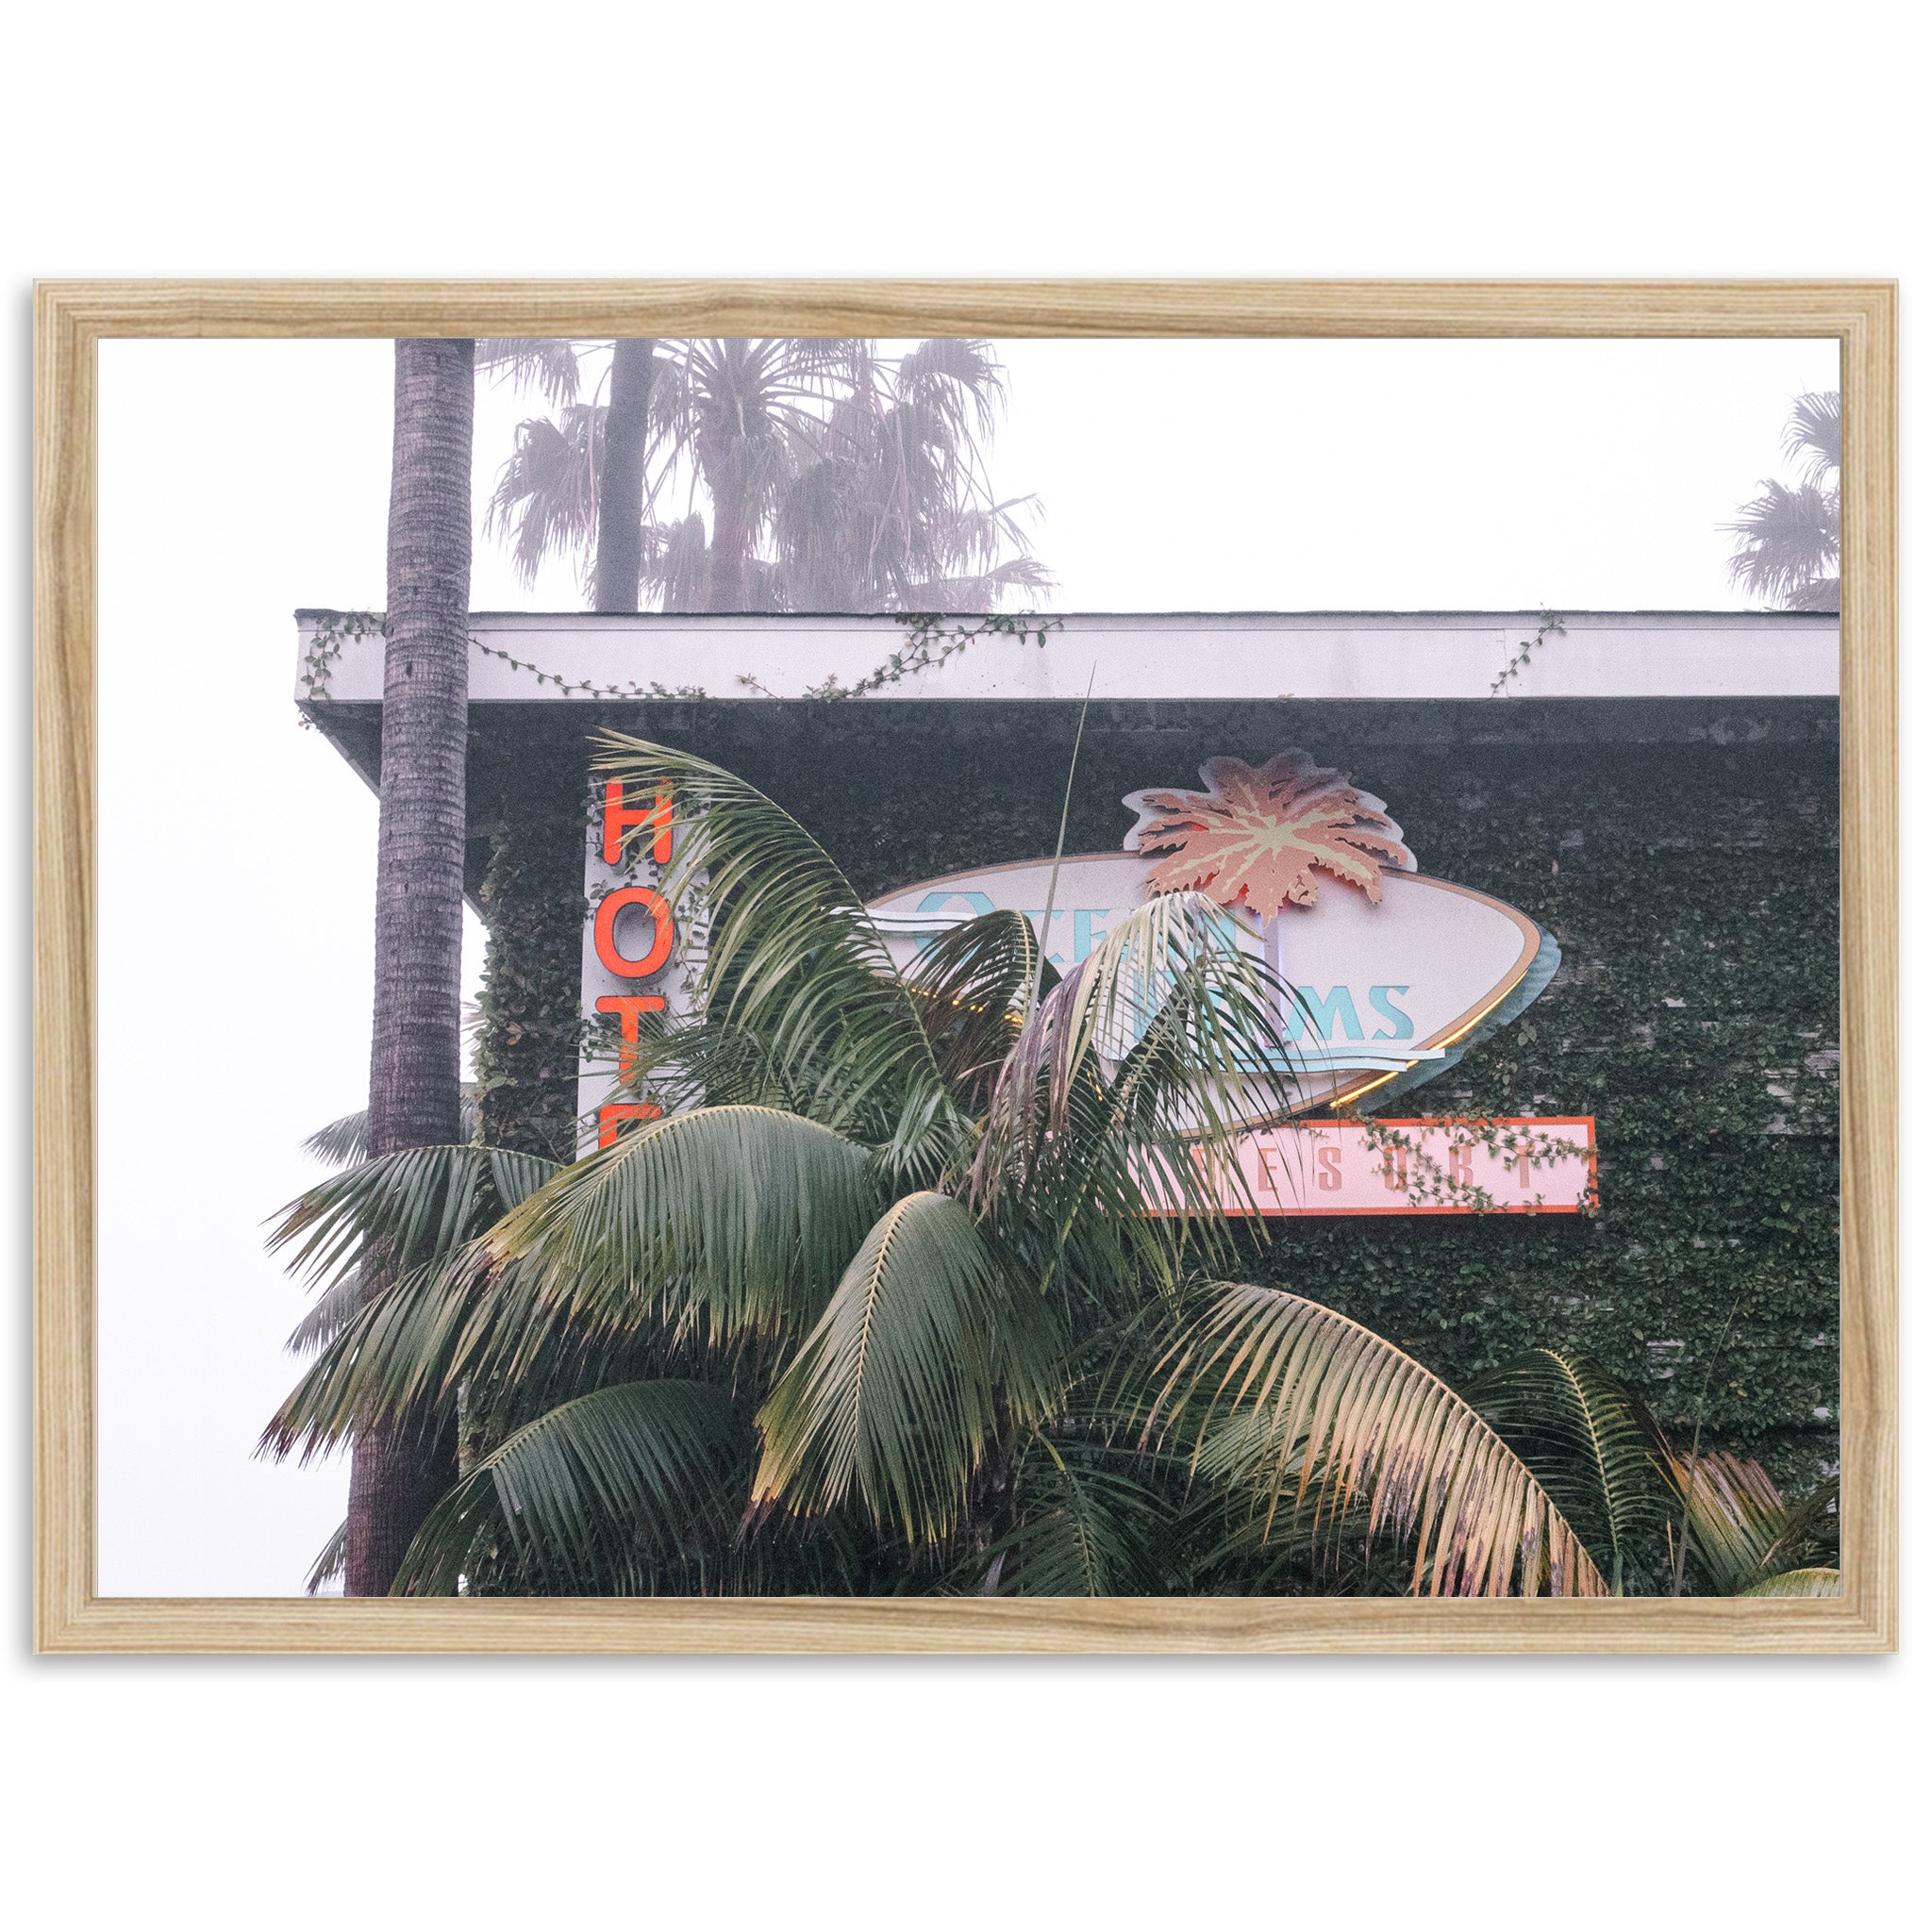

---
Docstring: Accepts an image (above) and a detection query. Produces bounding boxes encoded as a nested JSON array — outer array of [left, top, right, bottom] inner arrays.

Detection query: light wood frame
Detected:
[[34, 280, 1897, 1653]]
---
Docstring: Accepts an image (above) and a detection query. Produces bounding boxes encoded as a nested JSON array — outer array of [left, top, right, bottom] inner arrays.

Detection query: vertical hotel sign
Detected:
[[577, 779, 707, 1150]]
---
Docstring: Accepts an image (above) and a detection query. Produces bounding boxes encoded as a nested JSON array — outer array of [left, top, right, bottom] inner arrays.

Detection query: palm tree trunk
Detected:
[[592, 339, 656, 613], [346, 338, 474, 1596], [707, 476, 750, 611]]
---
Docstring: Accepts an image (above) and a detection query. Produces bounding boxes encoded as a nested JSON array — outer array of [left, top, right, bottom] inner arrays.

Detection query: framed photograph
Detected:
[[34, 279, 1896, 1652]]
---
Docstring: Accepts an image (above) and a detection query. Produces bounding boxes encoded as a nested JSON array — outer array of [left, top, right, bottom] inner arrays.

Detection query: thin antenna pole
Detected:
[[1021, 664, 1097, 1030]]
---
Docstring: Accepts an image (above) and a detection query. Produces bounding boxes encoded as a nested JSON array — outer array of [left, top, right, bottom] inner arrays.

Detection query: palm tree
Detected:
[[344, 339, 476, 1595], [652, 338, 851, 611], [769, 339, 1052, 612], [593, 339, 658, 612], [483, 339, 1049, 614], [1724, 390, 1840, 612], [264, 737, 1606, 1599], [476, 337, 662, 615]]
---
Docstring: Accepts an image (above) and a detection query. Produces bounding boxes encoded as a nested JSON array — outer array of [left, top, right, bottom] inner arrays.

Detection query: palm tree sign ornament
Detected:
[[1122, 751, 1417, 919]]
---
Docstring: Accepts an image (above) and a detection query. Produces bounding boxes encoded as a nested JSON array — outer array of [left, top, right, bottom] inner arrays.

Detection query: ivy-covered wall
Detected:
[[458, 692, 1840, 1492], [468, 755, 587, 1164]]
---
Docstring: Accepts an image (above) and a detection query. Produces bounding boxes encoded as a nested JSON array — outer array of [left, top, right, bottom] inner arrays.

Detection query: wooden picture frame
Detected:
[[34, 279, 1897, 1653]]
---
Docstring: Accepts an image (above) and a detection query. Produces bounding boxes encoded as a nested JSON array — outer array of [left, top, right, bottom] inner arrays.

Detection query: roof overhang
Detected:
[[296, 608, 1840, 716]]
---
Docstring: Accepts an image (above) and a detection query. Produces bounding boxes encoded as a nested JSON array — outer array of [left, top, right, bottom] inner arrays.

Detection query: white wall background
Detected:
[[5, 3, 1921, 1927]]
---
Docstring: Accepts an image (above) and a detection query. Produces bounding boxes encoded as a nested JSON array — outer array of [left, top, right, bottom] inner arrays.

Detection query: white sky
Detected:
[[96, 333, 1838, 1594]]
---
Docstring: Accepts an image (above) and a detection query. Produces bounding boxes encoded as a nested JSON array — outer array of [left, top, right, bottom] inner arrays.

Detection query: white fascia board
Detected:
[[295, 609, 1840, 706]]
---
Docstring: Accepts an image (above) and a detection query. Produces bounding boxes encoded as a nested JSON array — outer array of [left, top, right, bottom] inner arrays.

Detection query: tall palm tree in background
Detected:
[[1724, 389, 1840, 612], [475, 337, 661, 615], [593, 339, 658, 613], [266, 738, 1611, 1600], [653, 337, 850, 611], [770, 339, 1051, 611], [482, 338, 1049, 613], [344, 339, 476, 1594]]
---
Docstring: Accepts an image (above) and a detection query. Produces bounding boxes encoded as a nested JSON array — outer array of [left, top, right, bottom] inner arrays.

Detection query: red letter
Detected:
[[597, 1101, 661, 1149], [594, 886, 674, 978], [1316, 1144, 1342, 1191], [602, 781, 673, 866], [595, 992, 666, 1075]]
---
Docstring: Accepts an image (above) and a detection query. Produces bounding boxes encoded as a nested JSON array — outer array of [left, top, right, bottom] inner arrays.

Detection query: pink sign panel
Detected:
[[1186, 1117, 1597, 1216]]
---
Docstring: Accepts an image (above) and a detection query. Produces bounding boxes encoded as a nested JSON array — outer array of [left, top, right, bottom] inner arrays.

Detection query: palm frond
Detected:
[[1665, 1453, 1837, 1594], [391, 1380, 744, 1595], [263, 1241, 498, 1459], [268, 1225, 726, 1464], [1147, 1283, 1608, 1597], [639, 509, 711, 612], [1783, 389, 1840, 487], [1470, 1347, 1674, 1592], [301, 1092, 481, 1170], [1786, 575, 1840, 613], [476, 339, 585, 408], [982, 1437, 1172, 1595], [1760, 1472, 1840, 1573], [303, 1110, 371, 1169], [305, 1518, 347, 1595], [485, 407, 603, 590], [614, 1016, 815, 1118], [487, 1104, 884, 1341], [285, 1271, 364, 1357], [1736, 1566, 1841, 1598], [1723, 478, 1840, 606], [751, 1191, 1062, 1541], [903, 909, 1052, 1108], [268, 1143, 558, 1291], [973, 891, 1299, 1227]]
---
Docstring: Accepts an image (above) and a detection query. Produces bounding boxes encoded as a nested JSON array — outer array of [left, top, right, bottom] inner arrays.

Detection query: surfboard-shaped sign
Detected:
[[867, 750, 1556, 1114]]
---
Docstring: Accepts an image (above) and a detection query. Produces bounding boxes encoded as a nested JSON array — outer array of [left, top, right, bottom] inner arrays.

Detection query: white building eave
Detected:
[[295, 608, 1840, 707]]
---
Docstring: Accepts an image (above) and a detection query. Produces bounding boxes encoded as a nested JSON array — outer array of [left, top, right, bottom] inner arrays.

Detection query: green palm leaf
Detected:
[[301, 1092, 481, 1170], [982, 1437, 1172, 1596], [1736, 1566, 1841, 1598], [268, 1231, 718, 1463], [285, 1272, 365, 1357], [305, 1518, 348, 1596], [903, 909, 1051, 1108], [488, 1104, 883, 1341], [975, 892, 1298, 1205], [262, 1241, 498, 1459], [969, 893, 1302, 1306], [269, 1143, 558, 1291], [751, 1191, 1062, 1541], [391, 1380, 744, 1596], [1148, 1284, 1608, 1597], [1470, 1347, 1673, 1593]]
